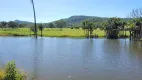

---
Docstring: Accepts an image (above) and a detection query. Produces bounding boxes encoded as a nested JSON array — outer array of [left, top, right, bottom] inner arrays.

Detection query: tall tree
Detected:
[[82, 20, 89, 37], [38, 24, 44, 37], [31, 0, 37, 38], [82, 20, 94, 38]]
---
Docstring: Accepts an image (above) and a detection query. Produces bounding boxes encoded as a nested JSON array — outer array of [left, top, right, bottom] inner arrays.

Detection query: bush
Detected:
[[70, 27, 74, 29], [4, 61, 26, 80], [5, 61, 16, 80], [74, 27, 80, 29]]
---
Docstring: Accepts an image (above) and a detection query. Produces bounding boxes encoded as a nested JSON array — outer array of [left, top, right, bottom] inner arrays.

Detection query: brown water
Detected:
[[0, 37, 142, 80]]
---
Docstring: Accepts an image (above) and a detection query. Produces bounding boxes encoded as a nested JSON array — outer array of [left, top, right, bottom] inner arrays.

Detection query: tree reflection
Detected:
[[32, 38, 44, 80], [128, 41, 142, 68], [82, 39, 94, 61], [102, 39, 121, 69]]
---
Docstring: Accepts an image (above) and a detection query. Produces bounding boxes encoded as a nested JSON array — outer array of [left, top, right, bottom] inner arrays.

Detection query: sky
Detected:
[[0, 0, 142, 23]]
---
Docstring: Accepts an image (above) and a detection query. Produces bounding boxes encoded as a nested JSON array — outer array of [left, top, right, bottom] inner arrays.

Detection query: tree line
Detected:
[[0, 21, 25, 29]]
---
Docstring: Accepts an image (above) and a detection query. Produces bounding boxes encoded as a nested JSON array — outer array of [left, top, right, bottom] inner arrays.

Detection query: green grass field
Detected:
[[0, 28, 130, 38]]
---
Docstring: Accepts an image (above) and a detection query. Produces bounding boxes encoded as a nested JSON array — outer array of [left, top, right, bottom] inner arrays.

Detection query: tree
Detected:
[[48, 23, 54, 29], [88, 22, 94, 38], [134, 18, 142, 29], [82, 20, 88, 36], [93, 22, 99, 29], [82, 20, 94, 38], [55, 20, 66, 31], [38, 24, 44, 37], [8, 21, 18, 28], [105, 17, 122, 39], [0, 23, 2, 29], [119, 20, 127, 37], [1, 21, 7, 29], [31, 0, 37, 38], [130, 8, 142, 18], [126, 20, 135, 29], [130, 8, 142, 30]]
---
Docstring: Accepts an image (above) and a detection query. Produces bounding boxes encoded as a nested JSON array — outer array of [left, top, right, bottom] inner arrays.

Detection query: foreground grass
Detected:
[[0, 28, 130, 38]]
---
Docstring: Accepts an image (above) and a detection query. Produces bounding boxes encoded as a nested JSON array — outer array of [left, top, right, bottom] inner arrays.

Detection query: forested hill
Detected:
[[13, 16, 131, 27], [14, 20, 33, 24], [51, 15, 108, 26], [53, 15, 131, 26], [64, 16, 96, 24]]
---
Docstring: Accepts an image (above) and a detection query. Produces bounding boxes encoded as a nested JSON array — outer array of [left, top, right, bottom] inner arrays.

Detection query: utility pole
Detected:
[[31, 0, 37, 38]]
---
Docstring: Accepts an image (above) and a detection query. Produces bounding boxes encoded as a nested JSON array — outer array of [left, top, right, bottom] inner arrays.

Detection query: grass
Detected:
[[0, 28, 130, 38]]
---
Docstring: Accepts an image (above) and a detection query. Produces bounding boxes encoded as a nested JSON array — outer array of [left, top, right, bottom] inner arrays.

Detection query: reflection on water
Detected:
[[32, 38, 45, 80], [82, 39, 94, 61], [0, 37, 142, 80]]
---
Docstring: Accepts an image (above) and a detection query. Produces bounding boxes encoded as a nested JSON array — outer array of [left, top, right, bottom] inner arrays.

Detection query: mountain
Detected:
[[54, 15, 131, 26], [13, 16, 131, 26], [14, 20, 33, 24], [65, 16, 93, 24], [62, 15, 104, 25]]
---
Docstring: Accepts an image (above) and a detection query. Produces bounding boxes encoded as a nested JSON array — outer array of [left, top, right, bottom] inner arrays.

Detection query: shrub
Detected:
[[5, 61, 16, 80], [70, 27, 74, 29], [74, 27, 80, 29], [4, 61, 26, 80]]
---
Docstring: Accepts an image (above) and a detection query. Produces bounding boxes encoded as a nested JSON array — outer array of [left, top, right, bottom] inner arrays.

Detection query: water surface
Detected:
[[0, 37, 142, 80]]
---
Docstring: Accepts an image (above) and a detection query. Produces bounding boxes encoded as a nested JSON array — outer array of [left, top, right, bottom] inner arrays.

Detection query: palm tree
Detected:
[[38, 24, 44, 37], [82, 20, 89, 37], [31, 0, 37, 38], [82, 20, 94, 38], [120, 21, 127, 37]]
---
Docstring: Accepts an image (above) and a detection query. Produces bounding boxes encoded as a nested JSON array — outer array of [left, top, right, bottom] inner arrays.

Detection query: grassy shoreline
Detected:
[[0, 28, 130, 38]]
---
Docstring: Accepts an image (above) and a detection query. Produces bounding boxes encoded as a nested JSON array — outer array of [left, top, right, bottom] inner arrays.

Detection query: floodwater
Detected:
[[0, 37, 142, 80]]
